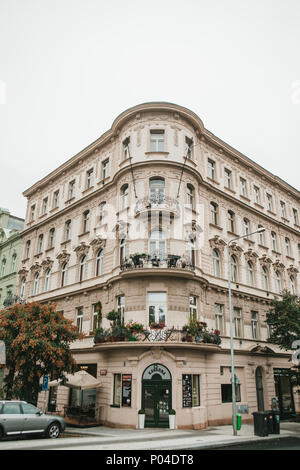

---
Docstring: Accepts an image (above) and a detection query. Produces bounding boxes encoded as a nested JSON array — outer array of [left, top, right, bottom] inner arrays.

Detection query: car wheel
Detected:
[[46, 422, 61, 439]]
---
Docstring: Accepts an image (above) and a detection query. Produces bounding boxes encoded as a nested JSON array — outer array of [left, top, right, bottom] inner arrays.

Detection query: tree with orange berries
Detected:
[[0, 302, 82, 404]]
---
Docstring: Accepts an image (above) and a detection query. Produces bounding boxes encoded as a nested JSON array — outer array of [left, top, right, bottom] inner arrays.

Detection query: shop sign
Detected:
[[142, 363, 171, 380]]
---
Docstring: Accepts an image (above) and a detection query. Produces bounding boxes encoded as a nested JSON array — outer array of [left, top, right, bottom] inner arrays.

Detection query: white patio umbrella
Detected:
[[48, 370, 101, 390]]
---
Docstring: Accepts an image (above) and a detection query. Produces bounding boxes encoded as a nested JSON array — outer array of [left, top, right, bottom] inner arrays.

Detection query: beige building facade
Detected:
[[19, 102, 300, 428]]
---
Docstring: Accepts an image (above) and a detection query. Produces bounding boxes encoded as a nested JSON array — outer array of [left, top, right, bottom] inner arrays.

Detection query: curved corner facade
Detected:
[[18, 102, 300, 428]]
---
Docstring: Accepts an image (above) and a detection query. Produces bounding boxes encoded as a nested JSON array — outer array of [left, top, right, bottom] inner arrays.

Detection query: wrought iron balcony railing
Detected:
[[120, 254, 195, 271], [134, 196, 180, 217]]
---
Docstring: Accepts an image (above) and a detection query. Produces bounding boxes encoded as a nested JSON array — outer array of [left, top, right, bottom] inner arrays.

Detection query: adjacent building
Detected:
[[0, 208, 24, 308], [18, 102, 300, 428]]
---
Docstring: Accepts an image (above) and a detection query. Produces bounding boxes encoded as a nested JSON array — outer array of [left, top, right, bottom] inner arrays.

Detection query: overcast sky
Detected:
[[0, 0, 299, 219]]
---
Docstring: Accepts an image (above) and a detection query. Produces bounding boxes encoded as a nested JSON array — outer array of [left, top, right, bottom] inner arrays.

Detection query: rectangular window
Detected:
[[215, 303, 225, 335], [65, 220, 71, 241], [251, 311, 259, 340], [49, 228, 55, 248], [121, 374, 132, 407], [92, 304, 102, 331], [185, 136, 193, 159], [86, 169, 93, 189], [240, 178, 247, 197], [182, 374, 200, 407], [208, 159, 215, 180], [123, 137, 130, 160], [280, 201, 287, 219], [224, 168, 232, 189], [30, 204, 36, 221], [293, 208, 299, 225], [25, 240, 30, 258], [267, 193, 273, 212], [150, 130, 164, 152], [76, 307, 83, 333], [233, 307, 242, 337], [37, 234, 43, 253], [148, 292, 166, 327], [42, 197, 48, 215], [53, 190, 59, 208], [102, 159, 109, 180], [189, 296, 197, 321], [68, 180, 75, 200], [254, 186, 261, 204], [221, 384, 241, 403], [117, 295, 125, 324]]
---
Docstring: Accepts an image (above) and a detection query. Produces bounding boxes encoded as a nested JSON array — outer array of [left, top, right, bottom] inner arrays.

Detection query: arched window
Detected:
[[210, 202, 218, 225], [49, 228, 55, 249], [96, 249, 104, 276], [61, 262, 68, 287], [65, 220, 71, 241], [290, 276, 296, 295], [121, 184, 129, 209], [228, 211, 235, 233], [99, 202, 106, 224], [149, 230, 165, 260], [80, 255, 87, 281], [258, 225, 265, 245], [262, 267, 269, 291], [212, 249, 221, 277], [33, 272, 39, 295], [230, 255, 238, 282], [271, 232, 277, 251], [120, 238, 126, 265], [275, 271, 281, 293], [44, 269, 51, 292], [187, 184, 194, 209], [149, 178, 165, 204], [20, 277, 26, 298], [37, 234, 43, 253], [25, 240, 31, 258], [244, 218, 250, 237], [247, 261, 254, 286]]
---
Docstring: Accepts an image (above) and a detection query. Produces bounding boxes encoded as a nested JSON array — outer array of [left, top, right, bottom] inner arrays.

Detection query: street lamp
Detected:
[[227, 226, 265, 436]]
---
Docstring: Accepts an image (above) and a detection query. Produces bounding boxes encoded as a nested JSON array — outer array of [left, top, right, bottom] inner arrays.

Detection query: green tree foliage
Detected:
[[266, 290, 300, 386], [0, 302, 82, 403]]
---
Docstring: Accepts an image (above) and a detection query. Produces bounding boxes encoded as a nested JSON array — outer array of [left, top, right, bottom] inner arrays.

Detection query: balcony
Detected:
[[134, 196, 180, 218], [120, 254, 195, 278]]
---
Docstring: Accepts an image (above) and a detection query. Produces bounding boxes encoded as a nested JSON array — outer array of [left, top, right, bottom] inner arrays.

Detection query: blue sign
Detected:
[[42, 376, 49, 391]]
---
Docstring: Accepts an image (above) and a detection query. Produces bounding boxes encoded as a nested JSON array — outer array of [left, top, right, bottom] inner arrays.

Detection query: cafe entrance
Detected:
[[274, 368, 296, 420], [142, 363, 172, 428]]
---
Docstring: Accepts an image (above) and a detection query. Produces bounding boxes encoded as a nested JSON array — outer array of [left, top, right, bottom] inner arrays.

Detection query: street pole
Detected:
[[227, 227, 265, 436]]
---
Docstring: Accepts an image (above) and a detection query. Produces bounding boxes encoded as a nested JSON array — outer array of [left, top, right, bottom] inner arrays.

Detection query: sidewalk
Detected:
[[61, 421, 300, 450]]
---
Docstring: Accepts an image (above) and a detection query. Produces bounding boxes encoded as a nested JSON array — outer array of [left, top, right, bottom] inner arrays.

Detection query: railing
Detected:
[[121, 254, 195, 271], [135, 196, 180, 217]]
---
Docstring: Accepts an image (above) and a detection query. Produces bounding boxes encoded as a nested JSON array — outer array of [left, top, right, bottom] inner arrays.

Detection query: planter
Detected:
[[138, 413, 145, 429], [169, 414, 175, 429]]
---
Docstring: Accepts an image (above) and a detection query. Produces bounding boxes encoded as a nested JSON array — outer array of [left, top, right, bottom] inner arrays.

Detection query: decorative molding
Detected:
[[74, 242, 90, 260], [56, 249, 71, 266], [287, 264, 299, 276], [41, 257, 54, 272], [89, 237, 107, 254], [209, 235, 226, 253], [272, 258, 285, 273], [244, 248, 259, 263], [30, 262, 41, 273], [258, 254, 273, 268], [229, 242, 243, 258]]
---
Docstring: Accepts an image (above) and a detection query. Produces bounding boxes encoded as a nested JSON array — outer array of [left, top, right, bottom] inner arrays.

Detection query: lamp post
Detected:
[[227, 227, 265, 436]]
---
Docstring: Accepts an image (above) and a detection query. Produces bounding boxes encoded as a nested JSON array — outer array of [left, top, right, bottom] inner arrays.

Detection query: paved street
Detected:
[[0, 422, 299, 451]]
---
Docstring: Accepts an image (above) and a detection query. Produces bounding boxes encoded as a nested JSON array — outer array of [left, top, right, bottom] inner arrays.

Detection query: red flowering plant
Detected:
[[149, 321, 165, 329], [125, 321, 145, 334]]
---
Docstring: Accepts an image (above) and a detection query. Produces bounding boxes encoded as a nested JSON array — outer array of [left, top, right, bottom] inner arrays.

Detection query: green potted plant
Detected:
[[138, 409, 145, 429], [168, 409, 176, 429]]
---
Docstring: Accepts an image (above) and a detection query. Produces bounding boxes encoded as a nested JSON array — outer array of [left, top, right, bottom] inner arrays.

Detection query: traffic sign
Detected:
[[42, 375, 49, 391]]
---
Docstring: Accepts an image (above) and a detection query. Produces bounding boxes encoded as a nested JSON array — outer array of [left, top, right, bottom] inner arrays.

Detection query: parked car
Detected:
[[0, 401, 66, 439]]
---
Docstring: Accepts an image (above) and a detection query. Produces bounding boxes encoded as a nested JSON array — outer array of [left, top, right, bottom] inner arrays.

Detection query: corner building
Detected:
[[19, 102, 300, 428]]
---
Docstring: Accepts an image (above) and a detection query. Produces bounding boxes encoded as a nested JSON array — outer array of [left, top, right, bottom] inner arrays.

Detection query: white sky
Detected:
[[0, 0, 299, 219]]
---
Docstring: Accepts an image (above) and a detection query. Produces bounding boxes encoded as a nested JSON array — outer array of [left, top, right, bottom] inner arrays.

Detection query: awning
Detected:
[[48, 370, 102, 390]]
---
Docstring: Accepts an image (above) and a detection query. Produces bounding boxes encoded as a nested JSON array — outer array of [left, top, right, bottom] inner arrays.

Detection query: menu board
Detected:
[[122, 374, 132, 407], [182, 374, 192, 408]]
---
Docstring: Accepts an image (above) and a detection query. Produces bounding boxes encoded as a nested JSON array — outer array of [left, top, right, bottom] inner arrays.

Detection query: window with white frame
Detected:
[[212, 249, 221, 277], [82, 210, 90, 233], [61, 262, 68, 287], [285, 237, 291, 257], [290, 276, 296, 294], [86, 169, 94, 189], [65, 220, 71, 241], [11, 254, 17, 272], [267, 193, 273, 212], [271, 232, 277, 251], [224, 168, 232, 189], [244, 218, 250, 237], [275, 271, 282, 293], [293, 208, 299, 226], [25, 240, 30, 258], [187, 184, 194, 209], [68, 180, 75, 199], [37, 234, 43, 253], [215, 303, 225, 335], [258, 225, 265, 245], [254, 186, 261, 205], [102, 159, 109, 180], [121, 184, 129, 209], [99, 202, 106, 224], [96, 249, 104, 276], [247, 261, 254, 286], [1, 258, 6, 277], [148, 292, 166, 327], [231, 255, 238, 282], [210, 202, 218, 225], [208, 159, 215, 180], [53, 190, 59, 208], [228, 211, 235, 233], [185, 136, 193, 159], [48, 228, 55, 249], [123, 137, 130, 160], [30, 204, 36, 221], [80, 256, 87, 281], [117, 295, 125, 324], [33, 272, 39, 295], [240, 178, 247, 197], [20, 277, 26, 298], [42, 197, 48, 215], [150, 130, 164, 152], [280, 201, 287, 219], [262, 266, 269, 291], [251, 311, 259, 339], [44, 269, 51, 292], [189, 296, 197, 321], [76, 307, 83, 333], [119, 238, 126, 265], [233, 307, 242, 337]]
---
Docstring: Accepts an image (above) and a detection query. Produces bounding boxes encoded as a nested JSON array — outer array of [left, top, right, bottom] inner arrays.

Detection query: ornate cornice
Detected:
[[90, 237, 106, 254], [272, 259, 285, 273], [244, 248, 259, 263], [56, 249, 71, 266], [259, 254, 273, 268], [74, 242, 90, 260], [41, 257, 54, 272], [209, 235, 226, 253]]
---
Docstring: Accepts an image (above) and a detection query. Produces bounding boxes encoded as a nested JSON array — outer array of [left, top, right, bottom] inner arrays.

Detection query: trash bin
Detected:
[[272, 411, 280, 434], [252, 411, 269, 437], [265, 410, 274, 434], [236, 413, 242, 431]]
